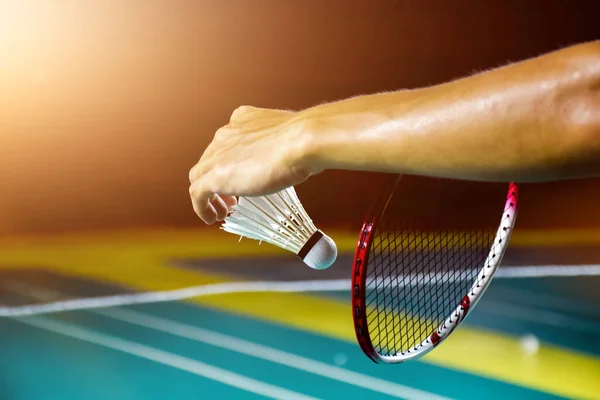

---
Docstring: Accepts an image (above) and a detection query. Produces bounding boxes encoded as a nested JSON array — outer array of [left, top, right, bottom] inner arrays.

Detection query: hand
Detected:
[[189, 106, 318, 224]]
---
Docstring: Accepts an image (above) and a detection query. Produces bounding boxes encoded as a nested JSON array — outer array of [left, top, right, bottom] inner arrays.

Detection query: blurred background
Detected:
[[1, 2, 600, 400], [2, 0, 600, 236]]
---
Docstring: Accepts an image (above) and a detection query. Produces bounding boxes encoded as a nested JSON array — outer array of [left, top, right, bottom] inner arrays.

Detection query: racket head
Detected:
[[351, 174, 518, 363]]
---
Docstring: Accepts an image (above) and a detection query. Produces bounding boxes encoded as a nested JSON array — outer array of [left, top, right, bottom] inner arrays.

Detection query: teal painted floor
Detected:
[[1, 302, 569, 400], [2, 267, 598, 400]]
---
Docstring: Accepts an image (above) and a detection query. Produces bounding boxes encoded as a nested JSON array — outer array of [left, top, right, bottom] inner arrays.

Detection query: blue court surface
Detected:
[[0, 229, 599, 400]]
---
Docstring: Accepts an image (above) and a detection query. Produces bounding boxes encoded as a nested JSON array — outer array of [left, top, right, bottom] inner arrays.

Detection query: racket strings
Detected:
[[365, 220, 495, 356]]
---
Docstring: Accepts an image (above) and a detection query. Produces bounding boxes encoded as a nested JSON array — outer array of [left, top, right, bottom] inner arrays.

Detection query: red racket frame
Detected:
[[351, 175, 518, 363]]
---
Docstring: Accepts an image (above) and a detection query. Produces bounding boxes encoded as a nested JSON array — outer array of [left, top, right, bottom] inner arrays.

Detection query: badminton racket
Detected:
[[351, 174, 518, 363]]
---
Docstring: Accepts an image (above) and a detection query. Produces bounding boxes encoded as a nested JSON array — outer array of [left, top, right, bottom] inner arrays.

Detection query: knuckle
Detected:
[[214, 127, 229, 140], [230, 105, 253, 121]]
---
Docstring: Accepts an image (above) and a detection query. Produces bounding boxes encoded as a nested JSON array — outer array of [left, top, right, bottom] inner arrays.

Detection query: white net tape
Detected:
[[1, 264, 599, 318]]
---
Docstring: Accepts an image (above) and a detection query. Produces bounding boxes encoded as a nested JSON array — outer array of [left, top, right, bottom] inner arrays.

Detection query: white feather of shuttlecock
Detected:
[[221, 187, 317, 253], [221, 187, 338, 270]]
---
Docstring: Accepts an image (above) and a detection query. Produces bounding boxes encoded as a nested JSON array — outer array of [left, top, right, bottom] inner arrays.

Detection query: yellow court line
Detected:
[[0, 228, 599, 400]]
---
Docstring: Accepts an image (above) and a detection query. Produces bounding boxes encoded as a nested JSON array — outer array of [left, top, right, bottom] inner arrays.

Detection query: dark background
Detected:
[[1, 1, 599, 236]]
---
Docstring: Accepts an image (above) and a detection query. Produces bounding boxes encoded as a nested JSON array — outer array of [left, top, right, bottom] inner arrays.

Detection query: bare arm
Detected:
[[301, 40, 600, 182], [189, 41, 600, 223]]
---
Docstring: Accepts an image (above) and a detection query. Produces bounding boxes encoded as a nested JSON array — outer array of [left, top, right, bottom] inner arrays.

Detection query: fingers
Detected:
[[189, 176, 237, 225], [189, 163, 203, 184], [221, 195, 238, 210], [189, 179, 216, 224], [190, 104, 294, 225], [210, 193, 230, 222], [188, 149, 230, 224]]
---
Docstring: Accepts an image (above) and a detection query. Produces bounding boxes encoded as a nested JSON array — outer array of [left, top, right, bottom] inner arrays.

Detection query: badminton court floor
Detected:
[[0, 229, 599, 400]]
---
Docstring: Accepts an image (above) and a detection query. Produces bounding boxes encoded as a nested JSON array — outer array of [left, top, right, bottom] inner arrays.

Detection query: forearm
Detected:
[[300, 40, 600, 182]]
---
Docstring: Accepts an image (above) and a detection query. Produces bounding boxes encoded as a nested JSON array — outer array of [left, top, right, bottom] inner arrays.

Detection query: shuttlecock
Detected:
[[221, 187, 337, 270]]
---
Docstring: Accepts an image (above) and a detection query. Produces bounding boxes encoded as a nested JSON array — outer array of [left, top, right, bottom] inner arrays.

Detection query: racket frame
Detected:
[[351, 175, 519, 363]]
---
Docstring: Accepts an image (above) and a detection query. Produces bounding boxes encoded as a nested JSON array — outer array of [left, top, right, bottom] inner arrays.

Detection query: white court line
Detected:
[[4, 281, 452, 400], [496, 264, 600, 278], [93, 307, 452, 400], [1, 264, 599, 318], [16, 316, 318, 400], [0, 279, 348, 317]]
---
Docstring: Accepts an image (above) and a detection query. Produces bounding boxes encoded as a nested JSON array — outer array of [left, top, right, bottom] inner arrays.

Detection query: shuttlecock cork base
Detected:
[[296, 230, 338, 270], [221, 187, 338, 270]]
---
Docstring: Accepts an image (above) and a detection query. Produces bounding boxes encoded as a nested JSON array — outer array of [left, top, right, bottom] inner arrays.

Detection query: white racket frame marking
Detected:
[[371, 183, 519, 363]]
